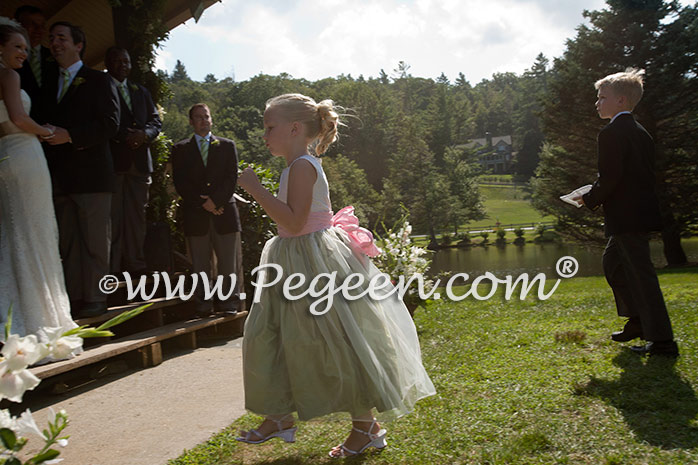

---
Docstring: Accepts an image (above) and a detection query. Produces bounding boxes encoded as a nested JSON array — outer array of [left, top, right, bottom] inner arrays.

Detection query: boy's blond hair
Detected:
[[594, 68, 645, 110]]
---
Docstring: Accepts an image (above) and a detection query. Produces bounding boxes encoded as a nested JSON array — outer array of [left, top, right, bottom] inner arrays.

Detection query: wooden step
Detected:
[[75, 296, 183, 327], [30, 311, 247, 380]]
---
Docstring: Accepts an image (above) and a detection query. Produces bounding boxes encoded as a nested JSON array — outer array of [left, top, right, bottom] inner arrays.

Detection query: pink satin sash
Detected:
[[278, 211, 333, 238], [277, 206, 381, 257]]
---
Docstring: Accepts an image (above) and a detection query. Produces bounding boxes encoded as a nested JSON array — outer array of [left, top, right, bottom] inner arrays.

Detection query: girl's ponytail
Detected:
[[315, 100, 339, 155]]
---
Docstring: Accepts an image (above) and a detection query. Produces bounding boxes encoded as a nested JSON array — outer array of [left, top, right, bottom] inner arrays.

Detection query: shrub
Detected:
[[441, 233, 452, 246], [535, 223, 547, 237], [457, 233, 472, 247]]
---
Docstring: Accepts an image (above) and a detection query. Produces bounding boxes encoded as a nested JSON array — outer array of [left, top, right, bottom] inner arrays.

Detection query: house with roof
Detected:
[[461, 132, 515, 173]]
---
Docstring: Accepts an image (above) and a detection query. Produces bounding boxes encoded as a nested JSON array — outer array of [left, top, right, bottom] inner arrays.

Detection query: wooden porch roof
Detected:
[[1, 0, 219, 68]]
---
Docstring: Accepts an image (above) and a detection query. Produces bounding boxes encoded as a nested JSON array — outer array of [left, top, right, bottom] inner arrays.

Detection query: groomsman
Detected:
[[171, 104, 241, 316], [14, 5, 51, 121], [44, 22, 120, 318], [105, 47, 162, 275]]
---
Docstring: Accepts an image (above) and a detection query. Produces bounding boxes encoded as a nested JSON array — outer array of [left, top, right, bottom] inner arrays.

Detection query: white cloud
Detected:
[[156, 0, 619, 83], [154, 47, 173, 73]]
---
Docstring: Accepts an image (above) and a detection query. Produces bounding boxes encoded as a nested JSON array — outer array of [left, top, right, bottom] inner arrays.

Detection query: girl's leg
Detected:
[[238, 413, 295, 442], [329, 411, 385, 457]]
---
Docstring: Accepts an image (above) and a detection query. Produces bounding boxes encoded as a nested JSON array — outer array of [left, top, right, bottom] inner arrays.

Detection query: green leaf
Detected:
[[73, 329, 115, 339], [0, 428, 16, 449], [4, 304, 12, 340], [96, 304, 151, 331], [61, 325, 90, 336], [5, 457, 22, 465], [28, 448, 60, 464]]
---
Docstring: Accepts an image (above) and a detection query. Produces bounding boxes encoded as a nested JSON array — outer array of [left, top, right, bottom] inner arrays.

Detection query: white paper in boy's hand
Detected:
[[559, 184, 592, 208]]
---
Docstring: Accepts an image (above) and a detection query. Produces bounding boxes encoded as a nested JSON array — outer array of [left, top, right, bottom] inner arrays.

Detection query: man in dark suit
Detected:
[[105, 47, 162, 275], [44, 22, 120, 318], [172, 104, 241, 316], [578, 68, 678, 357], [14, 5, 52, 121]]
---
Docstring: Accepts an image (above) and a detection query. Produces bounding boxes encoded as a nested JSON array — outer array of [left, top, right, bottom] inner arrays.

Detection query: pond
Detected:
[[430, 237, 698, 278]]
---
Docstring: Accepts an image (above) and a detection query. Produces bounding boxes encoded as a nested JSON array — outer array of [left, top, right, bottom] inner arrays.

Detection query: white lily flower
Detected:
[[15, 409, 44, 439], [0, 366, 41, 402], [0, 408, 15, 429], [44, 459, 64, 464], [57, 438, 69, 447], [41, 327, 83, 360], [1, 334, 44, 371]]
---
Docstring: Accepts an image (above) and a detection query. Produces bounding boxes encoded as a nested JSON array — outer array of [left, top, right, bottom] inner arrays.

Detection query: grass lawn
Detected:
[[465, 185, 554, 230], [169, 267, 698, 465]]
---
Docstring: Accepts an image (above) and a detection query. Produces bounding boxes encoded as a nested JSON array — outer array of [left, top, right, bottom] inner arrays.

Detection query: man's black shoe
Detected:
[[611, 318, 643, 342], [630, 341, 679, 358], [78, 302, 108, 318], [194, 306, 214, 318], [215, 309, 238, 316]]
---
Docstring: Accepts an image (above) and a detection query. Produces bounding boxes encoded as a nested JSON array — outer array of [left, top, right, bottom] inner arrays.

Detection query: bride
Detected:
[[0, 18, 77, 340]]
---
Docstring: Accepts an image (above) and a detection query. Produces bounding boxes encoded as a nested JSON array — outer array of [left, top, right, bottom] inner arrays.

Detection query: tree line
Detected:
[[156, 0, 696, 263], [159, 56, 550, 238]]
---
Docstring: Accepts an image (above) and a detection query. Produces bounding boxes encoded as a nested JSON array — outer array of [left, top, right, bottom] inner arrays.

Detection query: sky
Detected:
[[154, 0, 651, 84]]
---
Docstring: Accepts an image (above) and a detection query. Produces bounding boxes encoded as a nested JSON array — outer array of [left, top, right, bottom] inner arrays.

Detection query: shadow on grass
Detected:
[[581, 350, 698, 449], [244, 450, 377, 465]]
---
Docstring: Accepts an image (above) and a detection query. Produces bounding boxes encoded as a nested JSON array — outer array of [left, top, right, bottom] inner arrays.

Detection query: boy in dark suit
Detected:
[[577, 68, 678, 357], [106, 47, 162, 275], [171, 104, 242, 316]]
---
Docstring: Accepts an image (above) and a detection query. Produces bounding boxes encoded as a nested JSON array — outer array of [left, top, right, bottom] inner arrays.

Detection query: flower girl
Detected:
[[236, 93, 435, 458]]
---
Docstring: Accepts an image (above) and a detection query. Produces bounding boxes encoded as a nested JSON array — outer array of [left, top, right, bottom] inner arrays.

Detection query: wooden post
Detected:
[[177, 331, 197, 350], [139, 342, 163, 367]]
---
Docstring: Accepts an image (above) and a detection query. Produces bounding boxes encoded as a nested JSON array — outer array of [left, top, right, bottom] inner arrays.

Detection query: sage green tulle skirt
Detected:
[[242, 227, 435, 421]]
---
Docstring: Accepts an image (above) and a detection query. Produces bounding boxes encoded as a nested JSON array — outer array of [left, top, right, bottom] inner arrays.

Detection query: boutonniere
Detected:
[[210, 139, 220, 146], [46, 56, 56, 63], [129, 83, 139, 92], [72, 77, 86, 88]]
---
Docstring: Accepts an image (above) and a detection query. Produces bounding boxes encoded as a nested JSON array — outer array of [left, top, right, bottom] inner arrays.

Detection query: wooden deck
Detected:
[[30, 312, 246, 380], [29, 272, 248, 384]]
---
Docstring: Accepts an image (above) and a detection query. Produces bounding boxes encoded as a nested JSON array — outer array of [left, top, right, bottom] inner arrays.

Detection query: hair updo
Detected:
[[0, 18, 29, 48], [265, 93, 341, 155]]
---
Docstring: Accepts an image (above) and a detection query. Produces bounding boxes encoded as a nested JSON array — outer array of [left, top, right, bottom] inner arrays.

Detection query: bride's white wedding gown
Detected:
[[0, 89, 76, 339]]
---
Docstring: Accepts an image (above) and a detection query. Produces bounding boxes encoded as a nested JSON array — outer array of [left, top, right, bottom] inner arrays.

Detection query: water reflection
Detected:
[[430, 238, 698, 278]]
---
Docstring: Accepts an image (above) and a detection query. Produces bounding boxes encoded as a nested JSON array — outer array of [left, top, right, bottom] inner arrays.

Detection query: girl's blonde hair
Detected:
[[595, 68, 645, 110], [265, 93, 340, 155]]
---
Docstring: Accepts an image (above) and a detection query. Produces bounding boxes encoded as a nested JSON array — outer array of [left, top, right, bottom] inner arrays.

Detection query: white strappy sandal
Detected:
[[236, 415, 297, 444], [328, 418, 387, 458]]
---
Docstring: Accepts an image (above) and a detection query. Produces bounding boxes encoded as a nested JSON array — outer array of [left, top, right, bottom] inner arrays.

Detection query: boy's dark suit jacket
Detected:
[[582, 113, 662, 237], [110, 80, 162, 174], [17, 45, 52, 122], [171, 135, 241, 236], [42, 64, 120, 194]]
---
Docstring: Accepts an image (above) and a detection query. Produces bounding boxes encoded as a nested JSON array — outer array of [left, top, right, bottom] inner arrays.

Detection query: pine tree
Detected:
[[171, 59, 190, 82]]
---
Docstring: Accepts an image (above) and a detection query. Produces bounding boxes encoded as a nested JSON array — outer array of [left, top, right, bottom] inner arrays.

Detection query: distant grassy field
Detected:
[[465, 185, 554, 230], [170, 268, 698, 465]]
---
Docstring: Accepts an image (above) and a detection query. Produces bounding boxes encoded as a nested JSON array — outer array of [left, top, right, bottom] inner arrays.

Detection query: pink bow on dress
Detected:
[[331, 206, 381, 257]]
